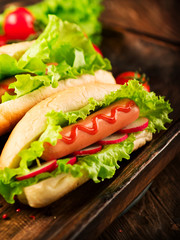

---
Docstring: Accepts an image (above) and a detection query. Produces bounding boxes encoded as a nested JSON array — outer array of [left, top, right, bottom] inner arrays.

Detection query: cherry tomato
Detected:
[[93, 44, 103, 57], [82, 32, 103, 57], [0, 35, 7, 46], [4, 7, 35, 40], [116, 71, 150, 92]]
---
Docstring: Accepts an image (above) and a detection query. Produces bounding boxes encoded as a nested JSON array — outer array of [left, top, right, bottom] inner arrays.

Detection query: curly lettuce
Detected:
[[0, 0, 103, 44], [1, 15, 111, 102]]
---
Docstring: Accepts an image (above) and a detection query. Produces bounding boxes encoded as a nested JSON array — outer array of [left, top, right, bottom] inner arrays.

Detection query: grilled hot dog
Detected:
[[43, 99, 139, 160]]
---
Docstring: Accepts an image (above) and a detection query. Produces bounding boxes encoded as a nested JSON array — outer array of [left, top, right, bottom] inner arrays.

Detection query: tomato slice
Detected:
[[116, 71, 150, 92], [4, 7, 35, 40]]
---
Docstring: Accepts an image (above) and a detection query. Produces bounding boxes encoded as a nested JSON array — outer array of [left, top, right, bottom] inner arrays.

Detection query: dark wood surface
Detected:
[[0, 1, 180, 239], [101, 0, 180, 45], [98, 154, 180, 240]]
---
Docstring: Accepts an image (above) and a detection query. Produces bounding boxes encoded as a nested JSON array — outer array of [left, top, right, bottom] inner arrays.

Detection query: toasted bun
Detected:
[[0, 70, 115, 136], [18, 130, 152, 208], [0, 41, 34, 60], [18, 173, 89, 208], [0, 82, 119, 169]]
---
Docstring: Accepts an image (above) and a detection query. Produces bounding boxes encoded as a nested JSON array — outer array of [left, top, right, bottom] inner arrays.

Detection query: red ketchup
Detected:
[[62, 100, 135, 144]]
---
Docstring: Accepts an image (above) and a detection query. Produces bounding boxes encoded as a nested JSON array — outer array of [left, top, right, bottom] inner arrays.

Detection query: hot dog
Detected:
[[0, 70, 115, 136], [42, 99, 139, 161], [0, 15, 115, 136], [0, 81, 172, 207]]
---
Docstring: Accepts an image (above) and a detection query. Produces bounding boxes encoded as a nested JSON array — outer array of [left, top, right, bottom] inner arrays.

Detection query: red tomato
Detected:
[[0, 35, 7, 46], [82, 32, 103, 57], [116, 71, 150, 92], [4, 7, 35, 40], [93, 44, 103, 57], [0, 83, 15, 95]]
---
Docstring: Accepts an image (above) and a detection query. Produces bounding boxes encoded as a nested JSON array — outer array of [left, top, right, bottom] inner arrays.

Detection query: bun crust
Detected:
[[18, 173, 89, 208], [0, 83, 119, 169], [0, 41, 34, 60], [18, 130, 152, 208], [0, 70, 115, 136]]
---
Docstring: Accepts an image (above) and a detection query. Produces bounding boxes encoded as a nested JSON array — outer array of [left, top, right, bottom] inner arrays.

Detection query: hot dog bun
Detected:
[[0, 83, 120, 169], [0, 82, 153, 208], [0, 41, 34, 60], [18, 130, 152, 208], [0, 70, 115, 136]]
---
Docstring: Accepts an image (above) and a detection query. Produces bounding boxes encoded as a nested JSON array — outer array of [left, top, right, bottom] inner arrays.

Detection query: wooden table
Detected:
[[0, 1, 179, 239]]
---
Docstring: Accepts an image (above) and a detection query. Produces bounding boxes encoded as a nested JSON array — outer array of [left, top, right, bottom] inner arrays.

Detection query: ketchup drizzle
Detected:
[[62, 100, 135, 144]]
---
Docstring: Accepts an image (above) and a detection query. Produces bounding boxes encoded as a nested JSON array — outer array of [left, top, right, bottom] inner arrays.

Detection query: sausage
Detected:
[[42, 98, 140, 161]]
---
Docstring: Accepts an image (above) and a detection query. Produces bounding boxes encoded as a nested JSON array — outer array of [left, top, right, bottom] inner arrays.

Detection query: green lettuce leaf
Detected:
[[100, 80, 173, 133], [18, 15, 110, 72], [1, 15, 111, 102], [32, 0, 104, 44], [0, 54, 26, 80], [0, 135, 134, 204], [0, 54, 46, 82], [0, 0, 103, 44]]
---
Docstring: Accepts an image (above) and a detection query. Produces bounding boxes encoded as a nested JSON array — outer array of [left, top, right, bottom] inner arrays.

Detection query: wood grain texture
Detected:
[[101, 30, 180, 122], [101, 0, 180, 44], [98, 155, 180, 240]]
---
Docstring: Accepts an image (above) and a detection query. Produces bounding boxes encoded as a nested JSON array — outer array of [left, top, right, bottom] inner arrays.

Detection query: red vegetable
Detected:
[[4, 7, 35, 40], [93, 44, 103, 57], [2, 213, 8, 219], [0, 35, 7, 46], [119, 117, 149, 133], [67, 156, 77, 165], [98, 132, 128, 145], [116, 71, 150, 92], [73, 144, 102, 156]]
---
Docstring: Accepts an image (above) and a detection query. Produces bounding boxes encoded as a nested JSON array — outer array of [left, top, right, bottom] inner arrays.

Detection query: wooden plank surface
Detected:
[[0, 1, 180, 239], [101, 0, 180, 44], [98, 155, 180, 240]]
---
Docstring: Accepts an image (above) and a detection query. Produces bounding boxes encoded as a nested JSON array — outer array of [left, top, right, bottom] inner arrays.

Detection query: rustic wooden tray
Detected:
[[0, 1, 180, 239]]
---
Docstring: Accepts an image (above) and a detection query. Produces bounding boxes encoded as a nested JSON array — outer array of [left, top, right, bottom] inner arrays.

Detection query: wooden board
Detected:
[[0, 1, 180, 239], [98, 156, 180, 240], [101, 0, 180, 45]]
